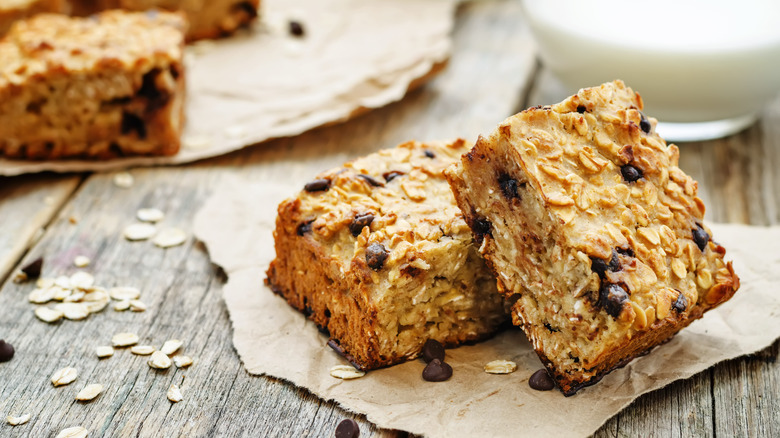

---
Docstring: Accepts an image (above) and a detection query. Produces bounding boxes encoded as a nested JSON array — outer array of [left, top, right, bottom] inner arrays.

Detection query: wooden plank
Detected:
[[0, 1, 537, 436], [0, 174, 82, 283]]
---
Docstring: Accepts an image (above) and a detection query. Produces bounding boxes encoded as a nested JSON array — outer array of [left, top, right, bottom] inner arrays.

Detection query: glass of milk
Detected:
[[521, 0, 780, 141]]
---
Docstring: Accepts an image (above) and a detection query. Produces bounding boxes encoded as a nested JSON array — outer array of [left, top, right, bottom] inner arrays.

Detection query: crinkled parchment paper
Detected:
[[194, 176, 780, 438], [0, 0, 456, 176]]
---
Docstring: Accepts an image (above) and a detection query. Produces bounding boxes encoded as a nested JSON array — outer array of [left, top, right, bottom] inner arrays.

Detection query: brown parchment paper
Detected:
[[0, 0, 456, 176], [194, 175, 780, 438]]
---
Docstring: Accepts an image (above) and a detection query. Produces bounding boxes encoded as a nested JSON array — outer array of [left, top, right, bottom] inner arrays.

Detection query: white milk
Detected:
[[522, 0, 780, 138]]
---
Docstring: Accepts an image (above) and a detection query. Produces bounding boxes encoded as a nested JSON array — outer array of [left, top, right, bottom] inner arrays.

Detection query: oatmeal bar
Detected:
[[70, 0, 259, 41], [266, 140, 508, 370], [445, 80, 740, 395], [0, 11, 185, 159], [0, 0, 65, 36]]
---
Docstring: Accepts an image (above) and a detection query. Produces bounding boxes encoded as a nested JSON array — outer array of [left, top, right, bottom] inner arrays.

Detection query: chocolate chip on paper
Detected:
[[421, 339, 445, 363], [422, 358, 452, 382], [528, 369, 555, 391]]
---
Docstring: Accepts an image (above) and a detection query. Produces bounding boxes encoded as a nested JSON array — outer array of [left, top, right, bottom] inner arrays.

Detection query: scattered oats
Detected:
[[123, 223, 156, 241], [329, 365, 366, 380], [224, 125, 247, 139], [12, 271, 28, 283], [129, 300, 147, 312], [167, 383, 183, 403], [36, 277, 54, 288], [113, 300, 131, 311], [55, 302, 89, 320], [52, 286, 72, 301], [28, 287, 55, 304], [112, 332, 139, 347], [95, 346, 114, 358], [64, 291, 85, 302], [84, 299, 109, 314], [148, 351, 172, 369], [55, 426, 89, 438], [69, 271, 95, 290], [182, 135, 212, 150], [136, 208, 165, 223], [484, 360, 517, 375], [82, 290, 108, 302], [73, 256, 91, 268], [131, 345, 155, 355], [113, 172, 134, 188], [6, 413, 31, 426], [54, 275, 72, 289], [152, 228, 187, 248], [51, 367, 78, 386], [35, 307, 64, 323], [109, 287, 140, 301], [173, 355, 193, 368], [75, 384, 103, 401], [160, 339, 183, 355]]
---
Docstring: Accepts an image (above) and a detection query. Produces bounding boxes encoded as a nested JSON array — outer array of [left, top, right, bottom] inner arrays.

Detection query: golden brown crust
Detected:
[[0, 11, 185, 159], [0, 0, 66, 36], [446, 80, 740, 395], [267, 140, 508, 370]]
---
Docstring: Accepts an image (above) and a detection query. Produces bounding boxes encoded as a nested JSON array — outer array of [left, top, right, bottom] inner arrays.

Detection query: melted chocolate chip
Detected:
[[472, 217, 492, 239], [421, 339, 445, 363], [422, 358, 452, 382], [590, 250, 620, 278], [498, 173, 519, 200], [0, 340, 14, 362], [296, 220, 314, 236], [692, 225, 710, 251], [528, 369, 555, 391], [424, 149, 436, 158], [598, 283, 629, 318], [365, 243, 388, 270], [304, 178, 330, 192], [121, 112, 147, 139], [289, 20, 305, 37], [358, 174, 384, 187], [620, 164, 643, 183], [21, 257, 43, 279], [139, 69, 163, 101], [576, 105, 587, 114], [382, 170, 405, 183], [639, 112, 651, 134], [616, 247, 635, 258], [349, 213, 374, 236], [673, 292, 688, 313], [335, 419, 360, 438]]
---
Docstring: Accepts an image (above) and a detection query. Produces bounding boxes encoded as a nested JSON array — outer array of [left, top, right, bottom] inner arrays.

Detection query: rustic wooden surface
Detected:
[[0, 1, 778, 437]]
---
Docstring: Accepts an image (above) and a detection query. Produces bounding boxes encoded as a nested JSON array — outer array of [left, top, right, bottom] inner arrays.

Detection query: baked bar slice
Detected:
[[266, 139, 508, 370], [0, 0, 66, 36], [70, 0, 259, 41], [445, 80, 740, 395], [0, 11, 185, 159]]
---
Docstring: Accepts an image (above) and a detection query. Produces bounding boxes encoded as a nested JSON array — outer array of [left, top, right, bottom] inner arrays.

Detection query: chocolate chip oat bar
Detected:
[[445, 80, 740, 395], [0, 11, 185, 159], [70, 0, 259, 42], [267, 140, 508, 370]]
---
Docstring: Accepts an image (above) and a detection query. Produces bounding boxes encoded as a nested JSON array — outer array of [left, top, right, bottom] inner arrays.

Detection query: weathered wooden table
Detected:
[[1, 2, 778, 436]]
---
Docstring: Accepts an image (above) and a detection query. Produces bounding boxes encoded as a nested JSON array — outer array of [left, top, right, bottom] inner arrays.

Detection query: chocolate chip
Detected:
[[472, 216, 492, 239], [421, 339, 445, 363], [121, 112, 147, 139], [296, 220, 314, 236], [139, 68, 163, 101], [692, 225, 710, 251], [616, 247, 635, 257], [304, 178, 330, 192], [382, 170, 405, 183], [358, 174, 384, 187], [620, 164, 643, 183], [289, 20, 305, 37], [639, 112, 651, 134], [21, 256, 43, 279], [335, 419, 360, 438], [498, 173, 519, 200], [673, 292, 688, 313], [349, 213, 374, 236], [0, 340, 14, 363], [590, 250, 620, 278], [423, 150, 436, 158], [365, 243, 388, 270], [422, 358, 452, 382], [528, 369, 555, 391], [576, 105, 587, 114], [598, 283, 629, 318]]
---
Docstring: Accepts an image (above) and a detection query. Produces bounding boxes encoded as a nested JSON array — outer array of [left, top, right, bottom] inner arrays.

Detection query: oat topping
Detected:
[[148, 351, 172, 369], [75, 384, 104, 401], [6, 413, 31, 426], [329, 365, 366, 380], [160, 339, 183, 356], [95, 346, 114, 358], [128, 300, 147, 312], [112, 332, 139, 348], [123, 223, 157, 241], [51, 367, 78, 386], [35, 307, 64, 323], [130, 345, 156, 355], [137, 208, 165, 223], [484, 360, 517, 375], [152, 228, 187, 248], [167, 384, 183, 403], [173, 355, 193, 368], [109, 287, 141, 301]]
